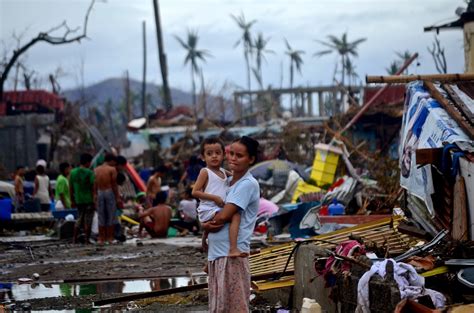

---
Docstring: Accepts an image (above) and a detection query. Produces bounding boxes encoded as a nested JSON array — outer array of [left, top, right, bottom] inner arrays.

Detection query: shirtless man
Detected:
[[14, 166, 25, 212], [94, 153, 121, 244], [146, 165, 167, 206], [139, 191, 172, 238]]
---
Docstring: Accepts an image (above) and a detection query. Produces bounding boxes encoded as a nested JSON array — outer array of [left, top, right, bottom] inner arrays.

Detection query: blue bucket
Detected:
[[0, 198, 13, 220]]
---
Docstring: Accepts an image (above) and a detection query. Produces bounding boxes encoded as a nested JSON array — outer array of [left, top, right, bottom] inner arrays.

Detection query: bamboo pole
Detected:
[[366, 73, 474, 84]]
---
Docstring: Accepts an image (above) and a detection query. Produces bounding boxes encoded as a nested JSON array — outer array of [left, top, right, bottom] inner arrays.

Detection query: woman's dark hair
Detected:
[[104, 153, 116, 163], [59, 162, 70, 175], [234, 136, 260, 165], [153, 191, 168, 206], [200, 137, 225, 155]]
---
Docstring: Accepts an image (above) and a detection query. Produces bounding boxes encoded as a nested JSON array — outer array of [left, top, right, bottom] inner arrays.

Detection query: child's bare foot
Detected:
[[228, 248, 249, 258]]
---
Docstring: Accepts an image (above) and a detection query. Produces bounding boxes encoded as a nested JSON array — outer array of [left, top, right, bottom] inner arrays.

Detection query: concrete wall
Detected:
[[0, 114, 54, 173], [293, 244, 401, 313], [293, 244, 336, 312]]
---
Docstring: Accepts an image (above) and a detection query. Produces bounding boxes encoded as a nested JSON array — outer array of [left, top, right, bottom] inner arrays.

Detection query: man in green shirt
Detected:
[[69, 153, 95, 244], [55, 162, 72, 209]]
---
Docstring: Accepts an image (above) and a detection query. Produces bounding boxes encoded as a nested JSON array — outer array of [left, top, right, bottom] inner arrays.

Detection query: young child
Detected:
[[192, 137, 243, 257]]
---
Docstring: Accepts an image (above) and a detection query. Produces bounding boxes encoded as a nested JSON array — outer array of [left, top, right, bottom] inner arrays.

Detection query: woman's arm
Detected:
[[202, 202, 239, 233]]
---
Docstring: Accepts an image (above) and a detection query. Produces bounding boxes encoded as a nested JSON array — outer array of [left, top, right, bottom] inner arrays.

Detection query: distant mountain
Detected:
[[61, 77, 234, 121], [62, 77, 192, 112]]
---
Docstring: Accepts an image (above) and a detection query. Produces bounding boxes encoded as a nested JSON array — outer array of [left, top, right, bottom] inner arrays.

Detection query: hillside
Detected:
[[61, 77, 236, 122]]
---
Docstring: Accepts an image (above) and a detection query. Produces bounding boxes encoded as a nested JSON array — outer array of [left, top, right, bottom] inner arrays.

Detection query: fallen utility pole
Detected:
[[92, 271, 294, 307], [366, 73, 474, 84], [338, 53, 418, 136]]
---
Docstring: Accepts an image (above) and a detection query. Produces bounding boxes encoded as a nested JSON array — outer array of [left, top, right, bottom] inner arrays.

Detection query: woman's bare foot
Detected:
[[203, 263, 209, 274], [228, 248, 249, 258]]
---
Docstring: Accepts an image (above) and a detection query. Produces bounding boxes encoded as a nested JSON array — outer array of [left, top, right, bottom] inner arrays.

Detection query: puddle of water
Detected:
[[2, 276, 208, 302]]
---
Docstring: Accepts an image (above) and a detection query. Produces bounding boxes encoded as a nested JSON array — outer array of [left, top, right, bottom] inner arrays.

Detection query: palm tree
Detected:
[[314, 32, 366, 86], [285, 39, 305, 112], [344, 58, 359, 86], [231, 13, 256, 109], [174, 29, 211, 117], [386, 61, 400, 75], [252, 33, 274, 88]]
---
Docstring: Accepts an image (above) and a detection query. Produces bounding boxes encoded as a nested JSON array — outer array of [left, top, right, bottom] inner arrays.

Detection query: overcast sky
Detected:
[[0, 0, 466, 94]]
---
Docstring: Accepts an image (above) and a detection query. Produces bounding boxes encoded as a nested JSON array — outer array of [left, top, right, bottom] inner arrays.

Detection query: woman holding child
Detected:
[[202, 136, 260, 313]]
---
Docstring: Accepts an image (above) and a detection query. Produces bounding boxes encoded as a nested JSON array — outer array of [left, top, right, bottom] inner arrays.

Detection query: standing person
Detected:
[[69, 153, 95, 244], [55, 162, 71, 210], [139, 191, 172, 238], [33, 160, 52, 212], [146, 165, 166, 206], [203, 136, 260, 313], [94, 153, 121, 245], [13, 166, 25, 212], [192, 137, 244, 257]]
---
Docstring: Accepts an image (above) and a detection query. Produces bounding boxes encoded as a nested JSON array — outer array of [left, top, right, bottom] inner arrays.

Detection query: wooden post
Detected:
[[464, 21, 474, 73], [141, 20, 147, 122], [452, 175, 468, 241]]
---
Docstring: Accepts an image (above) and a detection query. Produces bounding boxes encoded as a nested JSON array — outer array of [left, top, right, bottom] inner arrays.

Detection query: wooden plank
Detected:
[[367, 73, 474, 84], [415, 148, 443, 166], [442, 83, 474, 124], [452, 175, 468, 241], [423, 81, 474, 139]]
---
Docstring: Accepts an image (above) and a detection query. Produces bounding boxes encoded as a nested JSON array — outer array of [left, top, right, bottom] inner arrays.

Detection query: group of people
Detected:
[[13, 134, 262, 312]]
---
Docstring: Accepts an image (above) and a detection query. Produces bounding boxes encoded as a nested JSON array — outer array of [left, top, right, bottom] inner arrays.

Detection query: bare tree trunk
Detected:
[[141, 20, 147, 121], [152, 0, 173, 111], [191, 66, 196, 118]]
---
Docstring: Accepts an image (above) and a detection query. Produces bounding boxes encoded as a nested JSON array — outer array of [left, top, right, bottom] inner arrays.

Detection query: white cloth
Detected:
[[35, 175, 50, 204], [197, 168, 228, 222], [355, 259, 445, 313]]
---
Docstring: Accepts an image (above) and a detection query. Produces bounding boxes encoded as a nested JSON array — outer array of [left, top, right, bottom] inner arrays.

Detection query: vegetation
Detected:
[[314, 32, 366, 86], [174, 29, 211, 117]]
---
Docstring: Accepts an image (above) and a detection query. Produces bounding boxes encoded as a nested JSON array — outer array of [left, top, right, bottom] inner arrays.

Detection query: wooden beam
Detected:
[[452, 175, 468, 241], [441, 83, 474, 124], [415, 148, 443, 166], [366, 73, 474, 84], [423, 81, 474, 139]]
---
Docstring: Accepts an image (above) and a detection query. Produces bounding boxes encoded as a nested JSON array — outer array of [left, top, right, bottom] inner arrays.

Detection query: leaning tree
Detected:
[[0, 0, 97, 100]]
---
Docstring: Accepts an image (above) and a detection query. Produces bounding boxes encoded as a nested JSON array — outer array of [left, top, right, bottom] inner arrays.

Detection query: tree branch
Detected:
[[0, 0, 96, 99]]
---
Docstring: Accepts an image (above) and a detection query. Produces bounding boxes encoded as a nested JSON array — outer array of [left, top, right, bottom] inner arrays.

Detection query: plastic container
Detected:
[[0, 198, 12, 220], [328, 199, 345, 216], [301, 298, 322, 313]]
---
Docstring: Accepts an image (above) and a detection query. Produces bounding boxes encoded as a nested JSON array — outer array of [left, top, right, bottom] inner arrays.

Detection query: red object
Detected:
[[319, 205, 329, 216], [125, 163, 146, 192], [0, 90, 65, 115], [363, 85, 406, 107]]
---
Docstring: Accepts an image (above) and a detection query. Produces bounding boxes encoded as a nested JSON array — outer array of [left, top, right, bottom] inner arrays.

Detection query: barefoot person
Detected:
[[193, 137, 245, 257], [139, 191, 172, 238], [146, 165, 166, 207], [94, 153, 121, 244], [203, 136, 260, 313]]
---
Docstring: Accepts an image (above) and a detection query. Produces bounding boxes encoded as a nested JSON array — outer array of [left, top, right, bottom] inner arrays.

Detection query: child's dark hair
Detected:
[[16, 165, 25, 171], [234, 136, 259, 165], [200, 137, 225, 155], [59, 162, 70, 175], [80, 153, 93, 166], [152, 165, 167, 175], [153, 191, 167, 206], [184, 187, 193, 198]]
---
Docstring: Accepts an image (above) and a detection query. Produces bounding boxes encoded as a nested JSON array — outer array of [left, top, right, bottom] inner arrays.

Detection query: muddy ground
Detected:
[[0, 236, 211, 311]]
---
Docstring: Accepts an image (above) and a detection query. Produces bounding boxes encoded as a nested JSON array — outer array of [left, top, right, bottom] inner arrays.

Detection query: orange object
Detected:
[[125, 163, 146, 192]]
